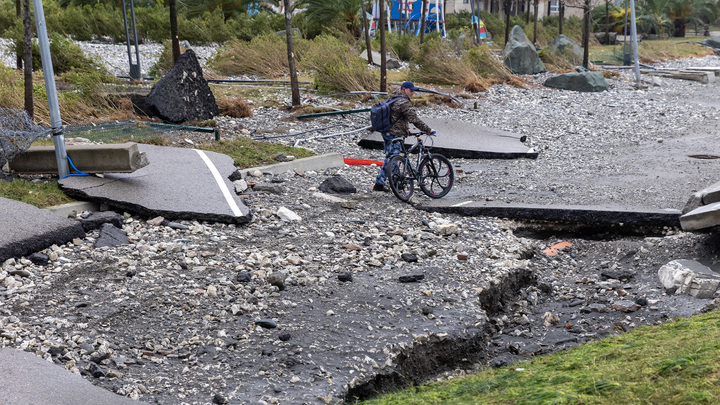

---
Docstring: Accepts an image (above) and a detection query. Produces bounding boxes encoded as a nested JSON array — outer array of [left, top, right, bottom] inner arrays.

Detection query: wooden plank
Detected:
[[641, 69, 713, 84]]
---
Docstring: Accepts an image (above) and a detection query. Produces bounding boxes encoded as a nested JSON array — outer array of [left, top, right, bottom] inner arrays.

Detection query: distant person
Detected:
[[374, 81, 435, 192]]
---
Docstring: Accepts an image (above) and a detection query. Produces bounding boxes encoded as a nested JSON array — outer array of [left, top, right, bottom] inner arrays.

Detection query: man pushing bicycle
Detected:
[[373, 81, 435, 192]]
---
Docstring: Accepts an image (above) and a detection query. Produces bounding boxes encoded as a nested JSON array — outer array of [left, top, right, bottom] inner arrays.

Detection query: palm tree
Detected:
[[666, 0, 695, 36], [636, 0, 674, 36], [296, 0, 363, 37], [183, 0, 279, 19]]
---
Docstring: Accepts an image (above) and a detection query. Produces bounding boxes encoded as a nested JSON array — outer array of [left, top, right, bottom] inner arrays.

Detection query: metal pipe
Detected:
[[294, 125, 373, 147], [297, 108, 371, 120], [130, 0, 141, 79], [32, 0, 69, 178], [315, 91, 388, 99], [628, 0, 641, 84], [206, 78, 312, 85], [252, 124, 347, 140]]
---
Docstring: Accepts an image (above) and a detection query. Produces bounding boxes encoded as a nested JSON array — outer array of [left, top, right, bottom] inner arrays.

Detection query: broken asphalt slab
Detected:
[[0, 197, 85, 264], [0, 348, 143, 405], [59, 144, 250, 224], [358, 118, 537, 159], [417, 199, 682, 228]]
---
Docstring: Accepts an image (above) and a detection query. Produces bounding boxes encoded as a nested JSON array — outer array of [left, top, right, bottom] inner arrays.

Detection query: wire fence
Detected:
[[0, 108, 48, 168]]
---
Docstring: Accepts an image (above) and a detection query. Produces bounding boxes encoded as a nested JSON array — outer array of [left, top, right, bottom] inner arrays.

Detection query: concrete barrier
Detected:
[[9, 142, 148, 174]]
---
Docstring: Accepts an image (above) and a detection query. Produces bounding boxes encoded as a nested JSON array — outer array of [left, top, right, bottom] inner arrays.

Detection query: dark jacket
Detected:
[[387, 87, 432, 137]]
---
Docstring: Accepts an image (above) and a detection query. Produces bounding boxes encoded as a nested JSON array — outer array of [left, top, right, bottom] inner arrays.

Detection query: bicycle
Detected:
[[385, 132, 454, 202]]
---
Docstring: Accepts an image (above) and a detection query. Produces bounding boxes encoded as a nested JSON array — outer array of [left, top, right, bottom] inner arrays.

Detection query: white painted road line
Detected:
[[194, 149, 243, 217], [452, 200, 474, 207]]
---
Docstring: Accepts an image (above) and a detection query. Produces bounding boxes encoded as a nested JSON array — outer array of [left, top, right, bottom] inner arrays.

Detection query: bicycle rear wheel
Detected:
[[419, 154, 454, 198], [386, 155, 414, 201]]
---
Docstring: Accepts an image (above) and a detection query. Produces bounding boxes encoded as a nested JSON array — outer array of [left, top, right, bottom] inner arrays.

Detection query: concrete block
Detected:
[[9, 142, 148, 174], [680, 201, 720, 231], [683, 180, 720, 214], [239, 153, 345, 178], [658, 259, 720, 299]]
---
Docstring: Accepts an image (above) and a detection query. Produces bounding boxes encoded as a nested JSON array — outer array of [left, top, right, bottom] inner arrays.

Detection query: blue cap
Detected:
[[401, 81, 420, 91]]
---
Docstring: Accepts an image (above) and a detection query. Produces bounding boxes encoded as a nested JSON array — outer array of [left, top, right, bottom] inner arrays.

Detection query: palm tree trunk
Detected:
[[559, 0, 564, 34], [169, 0, 181, 63], [420, 0, 427, 44], [361, 0, 373, 64], [582, 0, 590, 68], [533, 0, 538, 43], [283, 0, 300, 106], [605, 0, 610, 43], [380, 0, 387, 92], [504, 0, 511, 46], [23, 0, 32, 119]]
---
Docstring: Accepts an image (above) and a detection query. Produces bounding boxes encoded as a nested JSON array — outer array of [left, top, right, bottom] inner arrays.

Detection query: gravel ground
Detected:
[[2, 40, 720, 404]]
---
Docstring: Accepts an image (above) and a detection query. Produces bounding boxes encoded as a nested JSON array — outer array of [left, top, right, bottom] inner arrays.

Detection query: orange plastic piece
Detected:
[[543, 241, 572, 256]]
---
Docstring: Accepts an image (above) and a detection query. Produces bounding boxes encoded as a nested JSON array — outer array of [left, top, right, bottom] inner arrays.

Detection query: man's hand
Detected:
[[429, 130, 437, 136]]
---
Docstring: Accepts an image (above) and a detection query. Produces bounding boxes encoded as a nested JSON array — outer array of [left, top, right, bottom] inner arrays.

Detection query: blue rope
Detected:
[[60, 156, 89, 179]]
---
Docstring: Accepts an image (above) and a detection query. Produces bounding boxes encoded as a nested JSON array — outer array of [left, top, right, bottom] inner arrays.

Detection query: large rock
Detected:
[[360, 50, 401, 69], [658, 259, 720, 299], [502, 25, 546, 75], [701, 36, 720, 49], [146, 49, 220, 123], [318, 176, 357, 194], [543, 72, 609, 92], [545, 34, 583, 64]]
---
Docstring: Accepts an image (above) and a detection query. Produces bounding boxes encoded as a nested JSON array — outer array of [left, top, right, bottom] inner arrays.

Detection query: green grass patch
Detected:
[[360, 310, 720, 405], [0, 179, 76, 208], [589, 37, 715, 65], [197, 137, 315, 168]]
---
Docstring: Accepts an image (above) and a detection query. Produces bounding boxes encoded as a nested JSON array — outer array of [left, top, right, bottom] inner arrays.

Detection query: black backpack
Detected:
[[370, 97, 402, 133]]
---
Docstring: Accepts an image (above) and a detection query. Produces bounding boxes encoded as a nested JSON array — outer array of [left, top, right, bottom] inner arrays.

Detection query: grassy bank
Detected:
[[360, 309, 720, 405]]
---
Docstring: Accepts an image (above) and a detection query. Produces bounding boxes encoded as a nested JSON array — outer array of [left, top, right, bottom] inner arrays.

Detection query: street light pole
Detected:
[[32, 0, 68, 178]]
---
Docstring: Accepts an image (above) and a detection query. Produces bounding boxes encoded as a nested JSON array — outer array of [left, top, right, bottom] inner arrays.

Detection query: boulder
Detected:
[[545, 34, 583, 64], [543, 72, 609, 92], [360, 50, 401, 69], [701, 36, 720, 49], [502, 25, 546, 75], [318, 176, 357, 194], [94, 223, 129, 248], [658, 259, 720, 299], [146, 49, 220, 123], [594, 32, 617, 45]]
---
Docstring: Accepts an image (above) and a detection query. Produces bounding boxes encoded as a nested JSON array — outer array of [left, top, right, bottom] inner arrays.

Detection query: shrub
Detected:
[[209, 34, 291, 78], [478, 11, 504, 42], [300, 35, 377, 93], [217, 96, 253, 118], [408, 37, 479, 87], [9, 31, 109, 76], [387, 32, 421, 61], [465, 44, 513, 80]]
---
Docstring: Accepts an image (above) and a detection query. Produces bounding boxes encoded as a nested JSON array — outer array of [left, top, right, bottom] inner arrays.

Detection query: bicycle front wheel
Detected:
[[419, 154, 454, 198], [386, 155, 415, 202]]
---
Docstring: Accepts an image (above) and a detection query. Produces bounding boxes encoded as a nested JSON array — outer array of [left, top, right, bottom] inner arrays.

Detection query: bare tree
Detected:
[[419, 0, 427, 44], [169, 0, 181, 63], [283, 0, 300, 106], [361, 0, 373, 64], [559, 0, 565, 34], [380, 0, 387, 92], [16, 0, 22, 69], [23, 0, 32, 119]]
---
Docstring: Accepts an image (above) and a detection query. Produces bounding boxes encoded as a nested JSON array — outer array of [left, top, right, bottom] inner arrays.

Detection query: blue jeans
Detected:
[[375, 132, 402, 185]]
